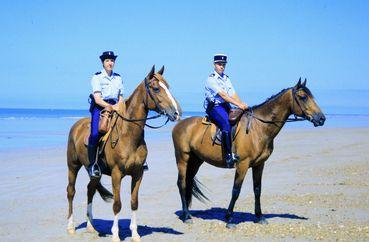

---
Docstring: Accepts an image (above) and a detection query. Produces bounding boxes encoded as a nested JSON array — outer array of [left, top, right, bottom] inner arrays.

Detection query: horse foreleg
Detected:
[[130, 173, 143, 242], [225, 164, 248, 229], [252, 163, 268, 224], [66, 163, 81, 234], [86, 178, 99, 233], [111, 167, 122, 242]]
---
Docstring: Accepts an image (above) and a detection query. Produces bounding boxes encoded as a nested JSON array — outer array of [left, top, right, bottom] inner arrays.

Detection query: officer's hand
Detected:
[[239, 103, 248, 110], [112, 104, 120, 112]]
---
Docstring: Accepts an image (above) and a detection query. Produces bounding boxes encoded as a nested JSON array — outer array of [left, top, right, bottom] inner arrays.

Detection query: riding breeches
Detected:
[[206, 102, 232, 154]]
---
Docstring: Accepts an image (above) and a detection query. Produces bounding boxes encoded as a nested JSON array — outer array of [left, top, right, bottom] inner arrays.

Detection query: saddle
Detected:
[[201, 108, 244, 145], [98, 106, 114, 133]]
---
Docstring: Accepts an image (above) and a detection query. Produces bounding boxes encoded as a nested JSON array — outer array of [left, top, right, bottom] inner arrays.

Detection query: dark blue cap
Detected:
[[99, 51, 117, 61], [214, 54, 227, 63]]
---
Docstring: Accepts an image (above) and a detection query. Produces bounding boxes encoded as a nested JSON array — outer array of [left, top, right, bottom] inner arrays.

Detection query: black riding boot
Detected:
[[221, 131, 239, 168], [87, 144, 101, 178]]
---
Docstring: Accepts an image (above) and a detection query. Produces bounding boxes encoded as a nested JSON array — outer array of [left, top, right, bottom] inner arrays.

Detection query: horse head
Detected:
[[144, 65, 182, 121], [291, 78, 326, 127]]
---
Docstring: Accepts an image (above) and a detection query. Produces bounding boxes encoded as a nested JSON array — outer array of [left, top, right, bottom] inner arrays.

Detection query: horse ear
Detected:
[[146, 65, 155, 79], [295, 77, 302, 89], [157, 65, 165, 75], [302, 78, 307, 87]]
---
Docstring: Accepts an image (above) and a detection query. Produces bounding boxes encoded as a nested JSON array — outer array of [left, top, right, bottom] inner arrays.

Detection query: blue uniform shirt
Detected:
[[204, 71, 235, 109], [91, 69, 123, 101]]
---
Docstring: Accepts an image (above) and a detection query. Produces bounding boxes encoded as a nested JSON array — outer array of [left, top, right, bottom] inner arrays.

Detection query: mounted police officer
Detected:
[[87, 51, 123, 178], [204, 54, 248, 168]]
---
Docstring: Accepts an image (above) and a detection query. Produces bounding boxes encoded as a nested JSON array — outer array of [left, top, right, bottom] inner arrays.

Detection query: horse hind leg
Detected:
[[176, 151, 204, 224], [176, 150, 192, 223], [66, 160, 82, 235], [86, 178, 100, 233], [185, 153, 205, 208]]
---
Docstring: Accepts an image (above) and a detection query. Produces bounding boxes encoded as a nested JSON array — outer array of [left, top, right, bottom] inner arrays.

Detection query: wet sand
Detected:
[[0, 127, 368, 241]]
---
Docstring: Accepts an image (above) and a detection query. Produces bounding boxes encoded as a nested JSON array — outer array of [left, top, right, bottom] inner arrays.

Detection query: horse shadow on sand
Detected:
[[76, 219, 183, 241], [175, 207, 308, 225]]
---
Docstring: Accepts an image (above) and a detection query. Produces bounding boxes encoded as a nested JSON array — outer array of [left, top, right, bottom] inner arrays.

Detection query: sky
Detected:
[[1, 0, 368, 111]]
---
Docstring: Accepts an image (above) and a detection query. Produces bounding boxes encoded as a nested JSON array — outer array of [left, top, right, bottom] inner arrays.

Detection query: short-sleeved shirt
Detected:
[[204, 71, 235, 109], [91, 69, 123, 101]]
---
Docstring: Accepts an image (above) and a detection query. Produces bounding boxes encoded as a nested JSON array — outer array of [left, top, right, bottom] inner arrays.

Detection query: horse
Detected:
[[172, 78, 325, 228], [66, 65, 182, 242]]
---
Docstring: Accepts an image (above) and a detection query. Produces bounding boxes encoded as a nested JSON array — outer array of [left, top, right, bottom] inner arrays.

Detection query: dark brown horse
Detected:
[[66, 66, 182, 242], [172, 79, 325, 228]]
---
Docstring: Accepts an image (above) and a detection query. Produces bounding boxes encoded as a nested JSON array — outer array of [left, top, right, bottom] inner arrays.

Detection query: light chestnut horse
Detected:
[[172, 79, 325, 228], [67, 66, 182, 242]]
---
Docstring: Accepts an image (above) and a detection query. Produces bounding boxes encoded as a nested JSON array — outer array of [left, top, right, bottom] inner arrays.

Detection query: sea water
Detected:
[[1, 90, 368, 151]]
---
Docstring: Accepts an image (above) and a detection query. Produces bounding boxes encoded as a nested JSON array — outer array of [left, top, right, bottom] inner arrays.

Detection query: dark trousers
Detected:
[[206, 102, 232, 155]]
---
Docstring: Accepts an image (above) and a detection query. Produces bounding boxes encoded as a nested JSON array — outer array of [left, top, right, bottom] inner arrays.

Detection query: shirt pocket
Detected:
[[100, 80, 111, 96]]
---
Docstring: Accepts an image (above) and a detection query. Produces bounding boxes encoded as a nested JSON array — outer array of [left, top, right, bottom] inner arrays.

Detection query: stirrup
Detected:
[[231, 153, 240, 163], [89, 163, 101, 178], [225, 153, 239, 168]]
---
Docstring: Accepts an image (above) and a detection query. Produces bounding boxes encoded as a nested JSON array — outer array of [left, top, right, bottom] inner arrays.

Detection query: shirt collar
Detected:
[[213, 71, 226, 81], [102, 69, 115, 80]]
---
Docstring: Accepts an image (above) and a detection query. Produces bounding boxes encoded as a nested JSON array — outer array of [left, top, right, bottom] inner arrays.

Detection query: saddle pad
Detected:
[[201, 116, 241, 145]]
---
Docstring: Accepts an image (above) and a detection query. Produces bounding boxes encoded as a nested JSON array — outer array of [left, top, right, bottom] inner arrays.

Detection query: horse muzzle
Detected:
[[311, 113, 326, 127], [166, 110, 181, 121]]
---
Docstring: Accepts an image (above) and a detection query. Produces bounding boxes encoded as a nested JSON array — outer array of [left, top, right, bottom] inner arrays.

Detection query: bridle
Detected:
[[113, 74, 170, 129], [106, 75, 171, 148]]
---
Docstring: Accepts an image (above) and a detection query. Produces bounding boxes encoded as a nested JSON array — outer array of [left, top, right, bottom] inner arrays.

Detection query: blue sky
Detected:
[[1, 0, 368, 111]]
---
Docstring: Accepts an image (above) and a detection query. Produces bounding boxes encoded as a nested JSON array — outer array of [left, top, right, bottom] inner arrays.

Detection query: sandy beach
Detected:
[[0, 126, 368, 241]]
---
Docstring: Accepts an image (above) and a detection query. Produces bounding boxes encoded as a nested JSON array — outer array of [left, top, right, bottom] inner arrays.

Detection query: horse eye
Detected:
[[300, 95, 307, 101], [153, 87, 160, 93]]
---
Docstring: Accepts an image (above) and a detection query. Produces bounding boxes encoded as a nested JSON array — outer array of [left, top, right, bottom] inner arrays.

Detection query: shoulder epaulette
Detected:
[[225, 74, 229, 78], [114, 73, 120, 77], [209, 73, 215, 77], [94, 71, 101, 75]]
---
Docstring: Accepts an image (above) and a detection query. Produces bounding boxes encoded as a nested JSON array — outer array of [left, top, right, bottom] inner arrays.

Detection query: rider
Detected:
[[204, 54, 248, 168], [88, 51, 149, 178]]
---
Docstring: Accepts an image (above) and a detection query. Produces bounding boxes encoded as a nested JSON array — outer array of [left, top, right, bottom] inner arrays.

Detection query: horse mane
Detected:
[[251, 88, 291, 109], [251, 85, 314, 110]]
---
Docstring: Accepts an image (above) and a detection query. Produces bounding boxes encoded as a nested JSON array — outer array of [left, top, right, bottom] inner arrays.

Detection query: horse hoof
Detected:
[[67, 228, 76, 235], [131, 235, 141, 242], [112, 235, 121, 242], [86, 225, 97, 233], [184, 218, 193, 224], [256, 217, 268, 225], [226, 223, 237, 229]]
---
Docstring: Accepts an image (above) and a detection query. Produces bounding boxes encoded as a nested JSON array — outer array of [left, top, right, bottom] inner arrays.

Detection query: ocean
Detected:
[[1, 101, 369, 151]]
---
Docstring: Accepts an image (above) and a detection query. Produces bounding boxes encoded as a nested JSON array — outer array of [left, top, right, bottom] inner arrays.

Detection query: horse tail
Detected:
[[187, 176, 209, 206], [97, 182, 113, 202]]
